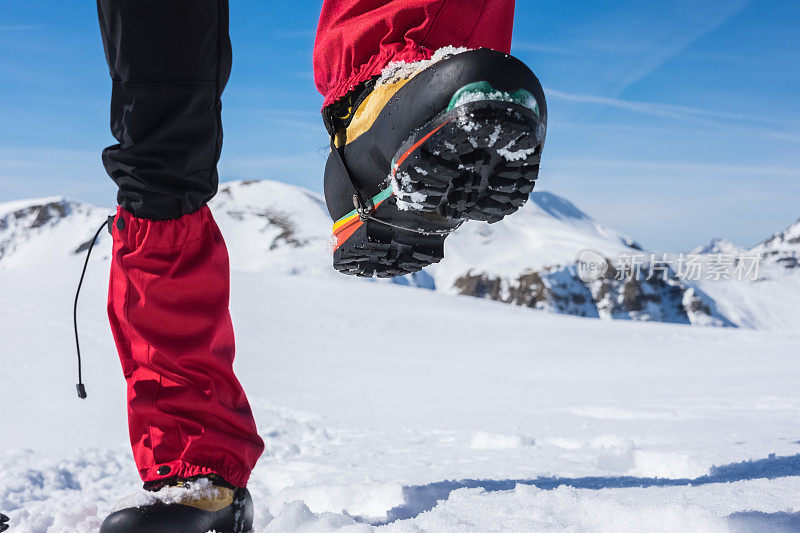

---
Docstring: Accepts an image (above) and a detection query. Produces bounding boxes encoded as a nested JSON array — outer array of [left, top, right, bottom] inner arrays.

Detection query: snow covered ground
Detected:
[[2, 254, 800, 531]]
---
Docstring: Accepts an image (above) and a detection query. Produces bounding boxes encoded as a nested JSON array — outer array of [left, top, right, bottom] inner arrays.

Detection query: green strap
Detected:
[[334, 186, 395, 224]]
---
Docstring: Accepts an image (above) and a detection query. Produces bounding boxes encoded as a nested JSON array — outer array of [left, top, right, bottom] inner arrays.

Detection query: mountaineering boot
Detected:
[[99, 476, 254, 533], [323, 47, 547, 278]]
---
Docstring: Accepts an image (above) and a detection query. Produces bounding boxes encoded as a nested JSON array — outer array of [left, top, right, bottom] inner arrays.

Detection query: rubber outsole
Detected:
[[392, 101, 542, 223], [332, 204, 452, 278], [332, 100, 543, 278]]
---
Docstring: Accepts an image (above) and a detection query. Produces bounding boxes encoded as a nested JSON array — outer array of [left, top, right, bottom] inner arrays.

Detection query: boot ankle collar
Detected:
[[322, 77, 377, 134]]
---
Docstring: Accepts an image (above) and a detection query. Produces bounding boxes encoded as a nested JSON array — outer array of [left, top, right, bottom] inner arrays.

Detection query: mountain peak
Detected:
[[529, 191, 591, 222], [0, 197, 110, 270], [690, 237, 744, 256], [0, 196, 73, 223], [751, 218, 800, 270], [210, 179, 333, 276]]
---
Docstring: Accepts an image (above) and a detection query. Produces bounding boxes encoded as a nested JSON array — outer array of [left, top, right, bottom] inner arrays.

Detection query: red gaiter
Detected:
[[314, 0, 516, 107], [107, 206, 264, 488]]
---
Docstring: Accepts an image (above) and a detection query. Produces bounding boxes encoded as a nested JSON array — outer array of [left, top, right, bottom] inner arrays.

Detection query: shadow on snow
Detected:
[[728, 510, 800, 532], [351, 453, 800, 526]]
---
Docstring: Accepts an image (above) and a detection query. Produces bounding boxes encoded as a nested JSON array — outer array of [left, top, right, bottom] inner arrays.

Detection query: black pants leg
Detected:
[[97, 0, 231, 220]]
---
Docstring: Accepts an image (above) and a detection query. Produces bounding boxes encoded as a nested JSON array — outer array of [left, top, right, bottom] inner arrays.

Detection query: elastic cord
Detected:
[[73, 217, 112, 399]]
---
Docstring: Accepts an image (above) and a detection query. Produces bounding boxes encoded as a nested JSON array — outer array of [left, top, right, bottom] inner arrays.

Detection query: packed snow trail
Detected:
[[2, 266, 800, 531]]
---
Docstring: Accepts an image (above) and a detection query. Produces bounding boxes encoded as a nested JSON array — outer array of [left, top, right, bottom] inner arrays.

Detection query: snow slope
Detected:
[[427, 191, 641, 288], [692, 218, 800, 330], [2, 247, 800, 531], [694, 269, 800, 331], [212, 180, 334, 277]]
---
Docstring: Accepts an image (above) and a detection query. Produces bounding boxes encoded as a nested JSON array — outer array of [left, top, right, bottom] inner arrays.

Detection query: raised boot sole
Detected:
[[391, 100, 543, 223]]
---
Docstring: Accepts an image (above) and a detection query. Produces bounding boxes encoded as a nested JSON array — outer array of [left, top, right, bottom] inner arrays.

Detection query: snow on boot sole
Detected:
[[391, 99, 542, 223]]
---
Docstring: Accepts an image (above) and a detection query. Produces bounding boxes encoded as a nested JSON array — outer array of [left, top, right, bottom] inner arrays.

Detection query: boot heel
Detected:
[[332, 193, 453, 278]]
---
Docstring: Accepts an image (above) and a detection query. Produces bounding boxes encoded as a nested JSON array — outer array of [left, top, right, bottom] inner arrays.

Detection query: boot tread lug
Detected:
[[393, 103, 542, 224]]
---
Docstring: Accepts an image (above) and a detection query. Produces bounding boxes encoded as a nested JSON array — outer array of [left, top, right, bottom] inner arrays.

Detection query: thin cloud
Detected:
[[274, 29, 316, 39], [546, 88, 800, 143], [288, 70, 314, 80], [546, 88, 791, 126], [227, 108, 319, 119], [0, 24, 45, 33], [611, 0, 754, 96], [512, 42, 579, 56], [0, 147, 108, 202], [219, 151, 326, 190], [272, 118, 323, 134], [548, 157, 800, 179]]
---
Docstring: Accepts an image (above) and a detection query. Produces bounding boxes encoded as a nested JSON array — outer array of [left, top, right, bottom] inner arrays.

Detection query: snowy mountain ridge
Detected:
[[0, 197, 111, 271], [750, 218, 800, 271], [0, 179, 797, 328], [690, 238, 745, 256]]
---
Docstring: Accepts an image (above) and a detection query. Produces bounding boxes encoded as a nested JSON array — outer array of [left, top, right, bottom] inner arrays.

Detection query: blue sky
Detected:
[[1, 0, 798, 251]]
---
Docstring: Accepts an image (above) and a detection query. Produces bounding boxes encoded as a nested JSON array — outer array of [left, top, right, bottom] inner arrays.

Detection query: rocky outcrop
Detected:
[[454, 260, 731, 326], [0, 199, 76, 262]]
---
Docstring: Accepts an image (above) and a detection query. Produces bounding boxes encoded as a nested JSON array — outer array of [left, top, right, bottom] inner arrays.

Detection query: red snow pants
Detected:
[[100, 0, 514, 488], [315, 0, 515, 107]]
